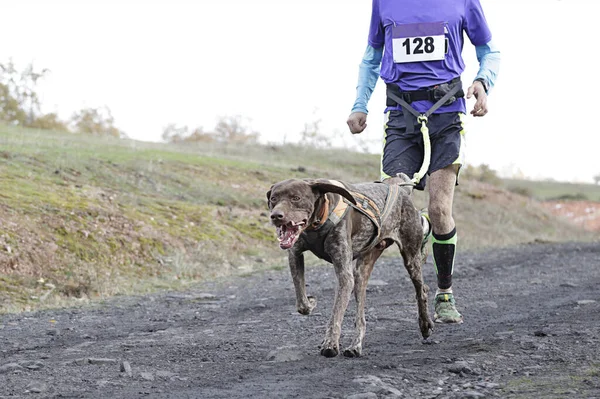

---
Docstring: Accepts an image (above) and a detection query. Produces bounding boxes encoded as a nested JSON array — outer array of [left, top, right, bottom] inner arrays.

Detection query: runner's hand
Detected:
[[347, 112, 368, 134], [467, 81, 488, 117]]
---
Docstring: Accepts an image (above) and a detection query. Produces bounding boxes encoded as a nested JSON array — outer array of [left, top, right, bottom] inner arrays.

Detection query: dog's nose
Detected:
[[270, 210, 285, 221]]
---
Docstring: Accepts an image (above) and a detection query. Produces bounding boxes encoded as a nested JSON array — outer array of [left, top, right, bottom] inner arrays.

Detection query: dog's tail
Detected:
[[382, 173, 414, 195]]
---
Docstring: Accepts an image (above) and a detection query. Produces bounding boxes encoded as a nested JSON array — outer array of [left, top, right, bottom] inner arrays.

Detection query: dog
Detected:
[[266, 173, 434, 357]]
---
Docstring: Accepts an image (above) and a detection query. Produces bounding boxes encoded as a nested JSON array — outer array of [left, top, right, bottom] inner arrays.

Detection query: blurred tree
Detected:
[[0, 60, 48, 126], [299, 108, 332, 148], [70, 106, 124, 137], [594, 174, 600, 185], [214, 115, 258, 144], [300, 118, 334, 148], [28, 112, 69, 131], [162, 123, 188, 143], [1, 60, 128, 136], [184, 127, 214, 143], [162, 124, 215, 143]]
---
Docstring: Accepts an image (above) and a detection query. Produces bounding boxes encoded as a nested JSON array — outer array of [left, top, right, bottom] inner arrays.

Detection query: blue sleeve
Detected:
[[351, 44, 383, 114], [474, 40, 500, 92]]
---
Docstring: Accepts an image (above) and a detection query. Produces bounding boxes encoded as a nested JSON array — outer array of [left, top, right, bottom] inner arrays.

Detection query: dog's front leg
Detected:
[[288, 250, 316, 315], [321, 245, 354, 358]]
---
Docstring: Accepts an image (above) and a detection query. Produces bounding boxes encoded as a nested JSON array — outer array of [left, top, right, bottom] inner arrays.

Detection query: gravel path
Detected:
[[1, 241, 599, 398]]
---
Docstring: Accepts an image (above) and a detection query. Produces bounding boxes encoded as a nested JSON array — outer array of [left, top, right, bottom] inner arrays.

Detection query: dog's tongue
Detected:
[[277, 224, 301, 249]]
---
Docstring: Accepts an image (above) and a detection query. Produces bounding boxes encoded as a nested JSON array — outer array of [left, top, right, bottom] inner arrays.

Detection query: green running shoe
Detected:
[[434, 293, 463, 324], [420, 209, 431, 263]]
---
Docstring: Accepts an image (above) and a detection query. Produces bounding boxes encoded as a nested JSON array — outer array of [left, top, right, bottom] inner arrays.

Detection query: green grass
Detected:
[[0, 124, 598, 313], [503, 178, 600, 201]]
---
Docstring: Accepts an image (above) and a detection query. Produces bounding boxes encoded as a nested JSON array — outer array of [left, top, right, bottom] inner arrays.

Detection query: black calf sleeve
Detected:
[[432, 227, 457, 290]]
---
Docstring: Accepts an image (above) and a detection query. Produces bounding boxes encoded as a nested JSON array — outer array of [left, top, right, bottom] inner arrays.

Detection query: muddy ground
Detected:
[[1, 241, 599, 398]]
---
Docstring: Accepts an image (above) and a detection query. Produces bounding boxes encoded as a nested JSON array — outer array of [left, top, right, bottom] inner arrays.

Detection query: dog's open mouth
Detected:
[[276, 220, 306, 249]]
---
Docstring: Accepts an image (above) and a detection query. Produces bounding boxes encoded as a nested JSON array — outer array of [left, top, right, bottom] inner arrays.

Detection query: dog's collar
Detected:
[[308, 194, 350, 231], [311, 195, 330, 229]]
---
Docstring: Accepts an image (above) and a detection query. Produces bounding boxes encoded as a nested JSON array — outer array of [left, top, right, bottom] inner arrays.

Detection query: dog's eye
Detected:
[[270, 196, 278, 203], [291, 196, 301, 202]]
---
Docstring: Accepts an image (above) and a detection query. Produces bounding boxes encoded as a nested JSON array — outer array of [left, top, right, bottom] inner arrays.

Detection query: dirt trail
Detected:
[[1, 241, 599, 399]]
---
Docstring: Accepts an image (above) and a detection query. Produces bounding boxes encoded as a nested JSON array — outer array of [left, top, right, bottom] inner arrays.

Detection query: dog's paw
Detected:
[[420, 318, 434, 339], [320, 346, 339, 358], [319, 339, 339, 358], [297, 296, 317, 315], [342, 346, 362, 358]]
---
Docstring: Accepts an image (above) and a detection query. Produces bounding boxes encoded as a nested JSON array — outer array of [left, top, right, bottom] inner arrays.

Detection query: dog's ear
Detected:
[[266, 185, 274, 208], [307, 179, 357, 205]]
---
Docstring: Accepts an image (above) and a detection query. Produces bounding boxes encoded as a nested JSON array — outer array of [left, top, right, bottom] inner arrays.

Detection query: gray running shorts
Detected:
[[381, 110, 466, 190]]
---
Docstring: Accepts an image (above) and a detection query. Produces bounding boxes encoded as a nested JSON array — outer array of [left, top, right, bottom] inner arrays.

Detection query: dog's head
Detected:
[[266, 179, 356, 249]]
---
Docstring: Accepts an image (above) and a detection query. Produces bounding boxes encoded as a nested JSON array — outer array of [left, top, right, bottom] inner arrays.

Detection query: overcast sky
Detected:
[[1, 0, 598, 183]]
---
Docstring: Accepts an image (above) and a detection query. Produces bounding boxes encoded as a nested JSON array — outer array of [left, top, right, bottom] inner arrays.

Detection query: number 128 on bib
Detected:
[[392, 22, 446, 63]]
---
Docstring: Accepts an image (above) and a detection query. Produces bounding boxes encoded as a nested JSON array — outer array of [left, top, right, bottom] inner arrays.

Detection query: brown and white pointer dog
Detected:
[[267, 173, 433, 357]]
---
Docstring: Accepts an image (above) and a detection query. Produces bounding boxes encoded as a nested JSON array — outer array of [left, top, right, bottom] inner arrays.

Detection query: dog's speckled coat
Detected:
[[267, 174, 434, 357]]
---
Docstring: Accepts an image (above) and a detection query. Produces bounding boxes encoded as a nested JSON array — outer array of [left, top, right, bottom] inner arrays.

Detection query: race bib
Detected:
[[392, 22, 446, 63]]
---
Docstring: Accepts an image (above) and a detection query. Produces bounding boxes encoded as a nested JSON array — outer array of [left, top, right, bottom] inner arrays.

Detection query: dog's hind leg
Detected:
[[400, 244, 434, 339], [289, 251, 316, 315], [343, 248, 384, 358]]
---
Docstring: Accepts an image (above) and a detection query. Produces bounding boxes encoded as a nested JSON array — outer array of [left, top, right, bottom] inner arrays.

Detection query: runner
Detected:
[[347, 0, 501, 323]]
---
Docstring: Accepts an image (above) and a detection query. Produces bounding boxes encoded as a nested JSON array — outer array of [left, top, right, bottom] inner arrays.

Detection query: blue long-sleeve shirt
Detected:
[[351, 41, 501, 114]]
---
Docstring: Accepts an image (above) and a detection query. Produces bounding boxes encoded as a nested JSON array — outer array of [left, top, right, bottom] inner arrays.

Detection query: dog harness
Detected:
[[302, 181, 401, 263]]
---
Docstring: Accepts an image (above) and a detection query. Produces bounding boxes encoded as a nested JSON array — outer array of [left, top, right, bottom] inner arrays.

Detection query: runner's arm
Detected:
[[351, 44, 383, 114], [474, 40, 501, 93]]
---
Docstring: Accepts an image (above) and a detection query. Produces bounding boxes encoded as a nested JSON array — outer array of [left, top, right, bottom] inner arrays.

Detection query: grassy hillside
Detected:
[[503, 178, 600, 201], [0, 125, 597, 313]]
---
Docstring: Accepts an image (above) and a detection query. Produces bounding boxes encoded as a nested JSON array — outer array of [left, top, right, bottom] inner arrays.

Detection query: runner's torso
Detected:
[[369, 0, 492, 113]]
